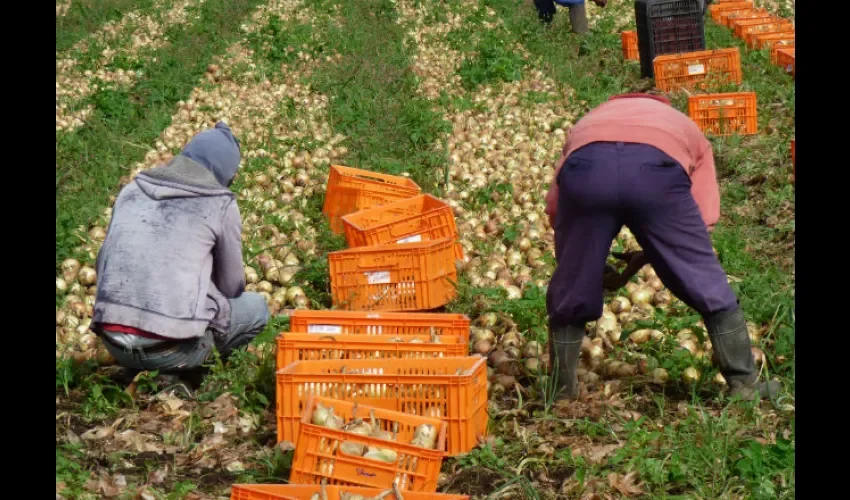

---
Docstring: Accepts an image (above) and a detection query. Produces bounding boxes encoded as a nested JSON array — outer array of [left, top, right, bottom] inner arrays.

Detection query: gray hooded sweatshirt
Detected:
[[93, 122, 246, 343]]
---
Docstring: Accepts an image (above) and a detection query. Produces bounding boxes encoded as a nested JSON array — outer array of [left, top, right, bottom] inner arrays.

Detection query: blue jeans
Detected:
[[101, 292, 270, 373]]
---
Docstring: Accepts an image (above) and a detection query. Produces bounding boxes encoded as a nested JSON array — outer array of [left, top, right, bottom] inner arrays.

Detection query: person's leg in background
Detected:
[[534, 0, 557, 24], [548, 143, 623, 399], [619, 144, 780, 401], [214, 291, 271, 359], [568, 2, 589, 34]]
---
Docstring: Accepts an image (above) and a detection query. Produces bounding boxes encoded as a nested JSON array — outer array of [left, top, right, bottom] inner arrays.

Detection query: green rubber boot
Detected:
[[705, 308, 781, 401], [549, 324, 585, 399]]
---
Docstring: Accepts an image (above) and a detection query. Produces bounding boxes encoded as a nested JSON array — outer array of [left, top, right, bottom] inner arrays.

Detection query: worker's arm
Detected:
[[212, 199, 246, 298], [689, 139, 721, 232]]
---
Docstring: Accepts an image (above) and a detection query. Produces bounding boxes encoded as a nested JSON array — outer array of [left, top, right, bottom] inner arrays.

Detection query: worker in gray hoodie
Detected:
[[92, 122, 269, 385]]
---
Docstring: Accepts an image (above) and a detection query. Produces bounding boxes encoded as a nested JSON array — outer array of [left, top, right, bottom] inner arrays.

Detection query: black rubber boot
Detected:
[[705, 307, 781, 401], [534, 0, 556, 25], [569, 3, 589, 34], [549, 324, 585, 399]]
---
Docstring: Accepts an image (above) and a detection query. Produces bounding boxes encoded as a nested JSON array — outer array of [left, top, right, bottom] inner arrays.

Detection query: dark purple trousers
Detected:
[[546, 142, 738, 329]]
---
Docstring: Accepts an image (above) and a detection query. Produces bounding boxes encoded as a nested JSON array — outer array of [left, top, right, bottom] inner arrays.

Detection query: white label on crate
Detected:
[[308, 324, 342, 334], [366, 270, 392, 284], [687, 64, 706, 76], [398, 234, 422, 244]]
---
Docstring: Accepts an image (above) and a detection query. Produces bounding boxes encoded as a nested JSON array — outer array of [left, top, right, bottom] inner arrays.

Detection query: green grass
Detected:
[[307, 0, 452, 194], [56, 0, 159, 52], [56, 0, 265, 268]]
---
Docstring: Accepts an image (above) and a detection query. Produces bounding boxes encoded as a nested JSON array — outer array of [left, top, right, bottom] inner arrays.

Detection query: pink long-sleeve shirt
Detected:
[[544, 97, 720, 231]]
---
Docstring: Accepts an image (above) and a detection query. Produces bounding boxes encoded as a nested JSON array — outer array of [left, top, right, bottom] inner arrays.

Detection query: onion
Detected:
[[245, 267, 259, 284], [500, 331, 522, 349], [473, 327, 496, 345], [676, 329, 696, 342], [411, 424, 437, 449], [524, 357, 540, 374], [257, 280, 274, 294], [609, 296, 631, 314], [363, 447, 397, 463], [489, 383, 506, 398], [631, 302, 655, 320], [476, 313, 498, 328], [489, 348, 509, 367], [646, 277, 665, 291], [583, 371, 600, 385], [629, 329, 652, 344], [652, 290, 672, 306], [682, 366, 700, 383], [751, 346, 765, 366], [340, 441, 367, 456], [504, 346, 521, 360], [62, 258, 81, 283], [616, 363, 638, 377], [595, 314, 619, 335], [630, 287, 653, 305], [487, 373, 515, 394], [96, 347, 116, 366], [651, 367, 669, 384], [713, 372, 727, 385], [588, 344, 605, 360], [504, 285, 522, 299], [679, 339, 699, 355], [89, 226, 106, 241], [56, 278, 68, 294], [523, 341, 542, 358], [473, 339, 492, 355], [78, 267, 97, 286], [311, 404, 331, 426], [286, 286, 306, 304]]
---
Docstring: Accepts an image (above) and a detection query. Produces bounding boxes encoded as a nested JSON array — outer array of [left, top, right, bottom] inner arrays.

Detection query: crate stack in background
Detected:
[[231, 165, 487, 498], [620, 1, 794, 142], [709, 0, 794, 77]]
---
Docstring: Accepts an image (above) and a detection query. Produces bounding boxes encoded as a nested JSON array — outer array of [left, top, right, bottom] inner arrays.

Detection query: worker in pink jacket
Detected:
[[544, 93, 779, 401]]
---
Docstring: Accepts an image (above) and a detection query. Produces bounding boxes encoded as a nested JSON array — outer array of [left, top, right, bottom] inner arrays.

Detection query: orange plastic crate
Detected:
[[743, 24, 793, 47], [721, 9, 773, 29], [288, 310, 471, 345], [621, 30, 638, 61], [276, 333, 467, 369], [769, 42, 795, 64], [289, 396, 447, 491], [342, 194, 463, 260], [328, 238, 458, 312], [276, 356, 489, 455], [688, 92, 758, 136], [322, 165, 421, 234], [653, 49, 742, 92], [755, 32, 795, 51], [708, 0, 753, 21], [231, 484, 470, 500], [776, 48, 795, 78], [733, 18, 793, 40]]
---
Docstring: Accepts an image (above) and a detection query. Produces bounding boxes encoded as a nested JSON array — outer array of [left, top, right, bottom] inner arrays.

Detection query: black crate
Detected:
[[635, 0, 707, 79]]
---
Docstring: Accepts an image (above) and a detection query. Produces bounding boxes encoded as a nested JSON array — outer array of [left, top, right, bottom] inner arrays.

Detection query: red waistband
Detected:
[[99, 323, 171, 340]]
